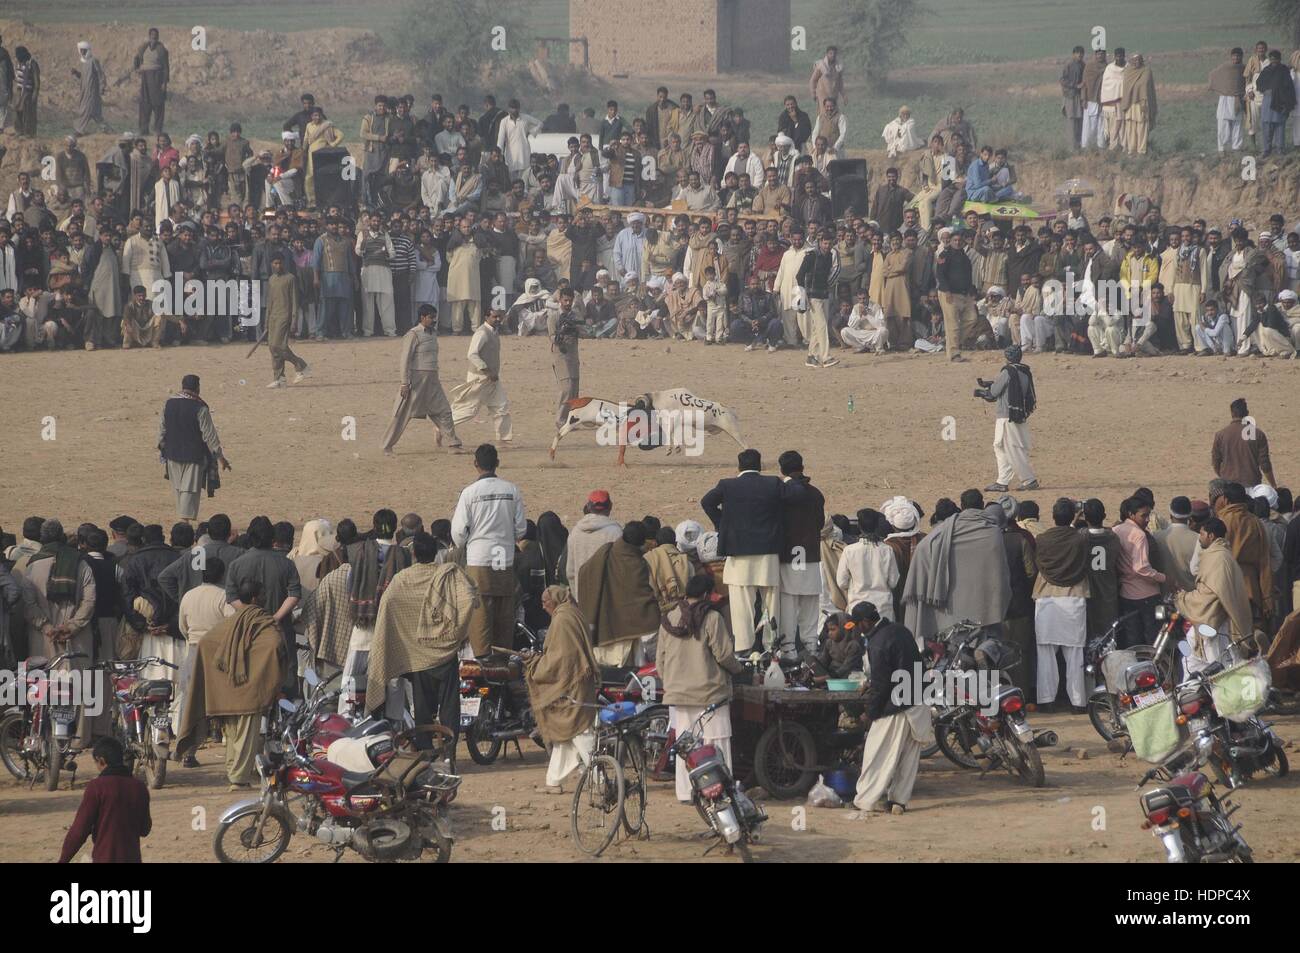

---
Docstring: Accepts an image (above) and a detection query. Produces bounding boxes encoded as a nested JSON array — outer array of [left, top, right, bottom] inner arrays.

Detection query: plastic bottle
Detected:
[[847, 394, 855, 413]]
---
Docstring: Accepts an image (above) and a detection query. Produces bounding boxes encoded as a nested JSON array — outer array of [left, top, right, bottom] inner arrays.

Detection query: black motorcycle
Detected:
[[459, 622, 543, 766], [1138, 770, 1252, 863]]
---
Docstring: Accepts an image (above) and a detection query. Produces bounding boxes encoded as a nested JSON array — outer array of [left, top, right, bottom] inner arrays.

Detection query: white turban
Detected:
[[695, 531, 721, 563], [774, 134, 794, 148], [622, 271, 640, 288], [1278, 290, 1297, 303], [1248, 484, 1278, 509], [675, 519, 704, 552], [77, 41, 91, 51], [671, 271, 687, 286], [281, 131, 297, 142], [595, 268, 610, 279], [987, 285, 1006, 297], [647, 275, 666, 291], [627, 212, 646, 224], [881, 496, 918, 532]]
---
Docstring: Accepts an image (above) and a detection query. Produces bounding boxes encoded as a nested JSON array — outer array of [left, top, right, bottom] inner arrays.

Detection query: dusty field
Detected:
[[2, 710, 1296, 864], [0, 335, 1297, 530], [2, 335, 1299, 862]]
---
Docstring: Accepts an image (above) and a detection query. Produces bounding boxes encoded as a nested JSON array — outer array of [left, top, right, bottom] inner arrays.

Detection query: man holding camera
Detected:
[[976, 344, 1039, 493]]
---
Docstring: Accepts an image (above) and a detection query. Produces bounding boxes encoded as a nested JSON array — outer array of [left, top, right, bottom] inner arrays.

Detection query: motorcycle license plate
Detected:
[[461, 697, 481, 724], [1132, 688, 1169, 709], [51, 708, 77, 735]]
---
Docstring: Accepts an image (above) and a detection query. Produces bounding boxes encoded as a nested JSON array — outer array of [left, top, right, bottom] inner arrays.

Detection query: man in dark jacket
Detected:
[[120, 523, 180, 642], [795, 232, 840, 368], [701, 449, 807, 651], [851, 602, 925, 814], [157, 511, 244, 605], [58, 736, 151, 863], [777, 450, 826, 658]]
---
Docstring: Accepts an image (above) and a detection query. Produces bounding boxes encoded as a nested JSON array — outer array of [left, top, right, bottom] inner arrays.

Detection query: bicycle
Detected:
[[569, 703, 654, 857]]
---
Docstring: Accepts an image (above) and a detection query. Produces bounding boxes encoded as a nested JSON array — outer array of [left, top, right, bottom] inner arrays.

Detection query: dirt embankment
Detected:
[[3, 19, 1298, 226]]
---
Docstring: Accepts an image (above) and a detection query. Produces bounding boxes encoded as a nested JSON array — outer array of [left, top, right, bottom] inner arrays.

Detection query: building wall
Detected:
[[722, 0, 790, 73], [570, 0, 720, 74]]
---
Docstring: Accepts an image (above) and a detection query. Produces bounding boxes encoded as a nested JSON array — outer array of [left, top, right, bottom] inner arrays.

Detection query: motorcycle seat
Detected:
[[600, 665, 637, 686], [24, 656, 50, 670], [479, 660, 522, 681], [130, 679, 173, 700]]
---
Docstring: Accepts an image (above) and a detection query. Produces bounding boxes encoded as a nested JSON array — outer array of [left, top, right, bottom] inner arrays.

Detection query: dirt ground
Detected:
[[2, 709, 1296, 864], [1, 336, 1299, 861]]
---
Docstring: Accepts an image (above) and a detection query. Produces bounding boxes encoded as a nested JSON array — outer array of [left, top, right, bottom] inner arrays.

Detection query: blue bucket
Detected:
[[599, 701, 638, 724]]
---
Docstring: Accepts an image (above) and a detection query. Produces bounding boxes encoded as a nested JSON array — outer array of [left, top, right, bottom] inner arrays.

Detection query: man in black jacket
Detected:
[[701, 449, 807, 651], [936, 228, 977, 362], [851, 602, 925, 814], [777, 451, 826, 659], [795, 233, 840, 368]]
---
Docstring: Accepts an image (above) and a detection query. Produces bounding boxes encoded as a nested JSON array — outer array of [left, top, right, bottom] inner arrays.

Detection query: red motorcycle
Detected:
[[100, 656, 178, 789], [0, 651, 90, 791], [598, 662, 671, 780], [213, 672, 460, 863]]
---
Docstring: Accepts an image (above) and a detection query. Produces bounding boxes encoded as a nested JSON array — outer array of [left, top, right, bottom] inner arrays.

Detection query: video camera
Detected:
[[973, 377, 994, 402]]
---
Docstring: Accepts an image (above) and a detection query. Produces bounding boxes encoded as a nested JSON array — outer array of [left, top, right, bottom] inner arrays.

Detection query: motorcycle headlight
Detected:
[[1154, 605, 1168, 621]]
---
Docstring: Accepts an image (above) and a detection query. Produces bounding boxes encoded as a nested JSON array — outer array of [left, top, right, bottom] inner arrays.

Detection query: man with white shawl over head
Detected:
[[525, 585, 599, 792], [72, 42, 106, 137]]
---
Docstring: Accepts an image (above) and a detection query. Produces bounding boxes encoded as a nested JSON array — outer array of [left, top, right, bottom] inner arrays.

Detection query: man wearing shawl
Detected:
[[1060, 46, 1085, 148], [132, 28, 169, 135], [1032, 500, 1090, 711], [1210, 49, 1247, 152], [902, 492, 1011, 646], [302, 107, 343, 208], [809, 47, 845, 110], [366, 533, 477, 742], [1255, 49, 1296, 156], [1216, 482, 1273, 635], [176, 583, 285, 788], [303, 560, 354, 692], [525, 586, 599, 791], [72, 42, 106, 137], [1244, 40, 1269, 148], [20, 519, 97, 744], [882, 106, 923, 158], [158, 375, 230, 522], [1120, 54, 1157, 155], [1081, 49, 1108, 149], [335, 510, 411, 709], [1175, 518, 1252, 671], [577, 522, 662, 667], [382, 304, 462, 455], [929, 108, 976, 153], [1099, 48, 1128, 152], [882, 497, 923, 622], [645, 526, 693, 614], [852, 602, 928, 815]]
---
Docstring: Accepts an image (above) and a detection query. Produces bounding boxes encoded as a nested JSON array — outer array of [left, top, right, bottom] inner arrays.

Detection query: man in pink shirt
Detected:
[[1113, 496, 1167, 647]]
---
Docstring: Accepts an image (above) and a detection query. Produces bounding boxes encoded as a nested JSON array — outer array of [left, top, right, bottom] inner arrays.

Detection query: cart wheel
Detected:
[[753, 720, 817, 799]]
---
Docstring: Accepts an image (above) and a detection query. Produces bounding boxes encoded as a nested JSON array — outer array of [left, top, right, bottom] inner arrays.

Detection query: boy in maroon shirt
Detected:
[[57, 737, 153, 863]]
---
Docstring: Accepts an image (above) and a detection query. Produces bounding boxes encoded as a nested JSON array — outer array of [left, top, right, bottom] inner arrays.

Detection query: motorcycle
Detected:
[[930, 625, 1046, 786], [0, 651, 89, 791], [1138, 770, 1253, 863], [213, 669, 460, 863], [100, 656, 178, 789], [458, 621, 543, 765], [669, 699, 766, 862]]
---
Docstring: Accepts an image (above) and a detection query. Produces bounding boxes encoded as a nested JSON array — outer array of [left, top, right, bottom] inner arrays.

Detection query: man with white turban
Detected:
[[882, 497, 923, 620], [882, 106, 923, 158], [675, 520, 704, 558], [509, 277, 551, 336], [72, 41, 106, 137], [613, 212, 648, 281]]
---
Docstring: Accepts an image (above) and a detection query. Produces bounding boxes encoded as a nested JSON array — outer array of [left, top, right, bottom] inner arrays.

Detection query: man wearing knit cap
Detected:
[[978, 343, 1039, 493], [1154, 496, 1199, 593]]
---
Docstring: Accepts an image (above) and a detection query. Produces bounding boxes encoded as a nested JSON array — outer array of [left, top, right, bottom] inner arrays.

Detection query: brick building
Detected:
[[569, 0, 791, 75]]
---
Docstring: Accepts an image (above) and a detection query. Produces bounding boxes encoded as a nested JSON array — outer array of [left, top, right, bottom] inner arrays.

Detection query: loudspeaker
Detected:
[[827, 158, 867, 183], [832, 174, 868, 219], [312, 147, 355, 209]]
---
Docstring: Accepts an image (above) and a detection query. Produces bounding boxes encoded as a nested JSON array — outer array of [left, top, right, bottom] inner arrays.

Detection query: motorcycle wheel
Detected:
[[753, 721, 817, 799], [1087, 693, 1125, 742], [44, 729, 60, 791], [354, 819, 416, 863], [424, 833, 453, 863], [935, 719, 981, 770], [734, 840, 754, 864], [641, 706, 673, 781], [465, 697, 504, 766], [0, 712, 31, 781], [1006, 734, 1046, 787], [213, 807, 292, 864], [146, 750, 167, 789], [570, 754, 624, 857]]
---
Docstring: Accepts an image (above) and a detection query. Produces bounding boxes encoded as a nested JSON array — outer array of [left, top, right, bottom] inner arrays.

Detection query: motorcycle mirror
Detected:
[[303, 668, 321, 688], [278, 698, 298, 713], [1196, 624, 1217, 639], [1177, 640, 1192, 658]]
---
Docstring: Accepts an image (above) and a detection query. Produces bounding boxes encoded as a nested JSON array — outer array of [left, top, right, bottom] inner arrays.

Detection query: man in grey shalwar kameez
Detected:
[[381, 304, 462, 455], [72, 41, 106, 136], [901, 496, 1011, 645], [158, 375, 231, 521]]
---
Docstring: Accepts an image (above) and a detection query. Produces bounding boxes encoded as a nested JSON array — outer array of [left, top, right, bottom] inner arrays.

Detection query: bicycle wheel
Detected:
[[619, 738, 648, 838], [570, 754, 624, 857]]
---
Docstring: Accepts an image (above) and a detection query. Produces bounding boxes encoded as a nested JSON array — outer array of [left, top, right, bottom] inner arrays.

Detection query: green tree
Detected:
[[820, 0, 924, 87], [389, 0, 530, 100], [1258, 0, 1300, 48]]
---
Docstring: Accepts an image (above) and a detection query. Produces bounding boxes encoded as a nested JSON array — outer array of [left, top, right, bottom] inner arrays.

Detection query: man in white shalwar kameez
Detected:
[[1100, 50, 1129, 152], [882, 106, 923, 158], [450, 307, 512, 442], [1032, 502, 1091, 710], [772, 229, 811, 347], [839, 293, 888, 352], [496, 100, 542, 177]]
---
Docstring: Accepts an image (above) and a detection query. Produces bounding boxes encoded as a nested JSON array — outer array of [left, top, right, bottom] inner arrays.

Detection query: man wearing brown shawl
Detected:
[[525, 586, 599, 791], [1175, 518, 1253, 668], [336, 511, 411, 710], [365, 533, 477, 745], [577, 522, 662, 667], [303, 561, 353, 677], [645, 527, 693, 614], [1210, 49, 1247, 152], [1120, 54, 1158, 155], [1244, 40, 1269, 147], [819, 518, 848, 619], [1216, 483, 1272, 632], [176, 585, 285, 788], [1033, 500, 1091, 712], [1081, 49, 1108, 149], [881, 497, 922, 623], [1267, 608, 1300, 691]]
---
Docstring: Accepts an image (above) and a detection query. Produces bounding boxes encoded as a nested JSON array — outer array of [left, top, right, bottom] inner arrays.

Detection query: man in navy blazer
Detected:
[[701, 449, 807, 650]]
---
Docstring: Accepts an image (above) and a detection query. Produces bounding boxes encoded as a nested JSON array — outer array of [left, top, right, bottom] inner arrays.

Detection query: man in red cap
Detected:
[[565, 490, 621, 602]]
